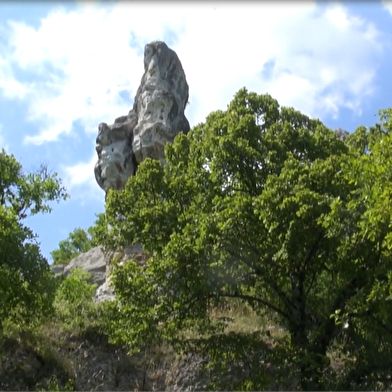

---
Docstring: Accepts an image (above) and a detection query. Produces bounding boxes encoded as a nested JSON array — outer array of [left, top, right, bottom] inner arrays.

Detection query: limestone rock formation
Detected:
[[50, 246, 108, 287], [63, 246, 108, 286], [334, 128, 350, 141], [94, 41, 190, 193], [94, 115, 137, 192], [92, 41, 189, 302], [132, 41, 190, 164], [50, 263, 67, 276], [50, 244, 150, 302], [94, 242, 148, 303]]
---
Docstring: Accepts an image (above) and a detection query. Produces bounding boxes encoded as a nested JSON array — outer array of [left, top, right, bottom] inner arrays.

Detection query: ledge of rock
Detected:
[[63, 246, 108, 286], [50, 244, 150, 302]]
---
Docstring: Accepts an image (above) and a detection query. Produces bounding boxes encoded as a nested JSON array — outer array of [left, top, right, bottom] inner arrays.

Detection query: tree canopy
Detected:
[[51, 214, 104, 265], [0, 149, 68, 329], [51, 228, 92, 265], [97, 89, 392, 390]]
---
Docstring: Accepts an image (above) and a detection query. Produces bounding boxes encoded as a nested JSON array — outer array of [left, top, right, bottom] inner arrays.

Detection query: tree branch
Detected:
[[314, 273, 369, 357], [302, 231, 323, 271], [213, 291, 290, 320], [226, 248, 294, 311]]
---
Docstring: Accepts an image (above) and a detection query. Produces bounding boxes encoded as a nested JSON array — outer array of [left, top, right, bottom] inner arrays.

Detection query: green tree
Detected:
[[51, 214, 105, 265], [88, 213, 106, 247], [99, 89, 392, 390], [51, 228, 92, 265], [53, 268, 97, 331], [331, 107, 392, 389], [0, 149, 68, 330]]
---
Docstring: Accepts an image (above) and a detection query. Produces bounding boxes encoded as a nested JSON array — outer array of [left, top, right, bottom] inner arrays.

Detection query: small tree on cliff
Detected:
[[99, 89, 392, 390], [0, 150, 68, 329], [51, 213, 105, 265], [51, 228, 93, 265]]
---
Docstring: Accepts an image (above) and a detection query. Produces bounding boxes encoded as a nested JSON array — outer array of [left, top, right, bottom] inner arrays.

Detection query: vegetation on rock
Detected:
[[3, 89, 392, 390], [96, 89, 392, 390], [53, 268, 98, 331], [51, 213, 104, 265]]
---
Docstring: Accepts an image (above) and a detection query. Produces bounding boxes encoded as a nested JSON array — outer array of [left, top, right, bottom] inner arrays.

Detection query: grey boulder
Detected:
[[61, 246, 107, 287]]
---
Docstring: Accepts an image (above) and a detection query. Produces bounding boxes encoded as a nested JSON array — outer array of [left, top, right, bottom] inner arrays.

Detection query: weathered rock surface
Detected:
[[92, 41, 189, 302], [94, 243, 148, 303], [0, 327, 296, 391], [94, 116, 137, 192], [0, 332, 250, 391], [50, 246, 110, 300], [50, 244, 150, 303], [0, 331, 170, 391], [334, 128, 350, 141], [132, 41, 190, 164], [50, 263, 67, 276], [94, 41, 190, 193], [63, 246, 107, 286]]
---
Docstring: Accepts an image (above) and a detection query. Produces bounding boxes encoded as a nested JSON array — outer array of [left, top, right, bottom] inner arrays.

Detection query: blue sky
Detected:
[[1, 1, 392, 263]]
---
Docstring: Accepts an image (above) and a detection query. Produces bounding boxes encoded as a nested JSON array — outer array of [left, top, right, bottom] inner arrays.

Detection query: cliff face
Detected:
[[0, 329, 266, 391], [94, 41, 190, 193], [50, 244, 147, 303]]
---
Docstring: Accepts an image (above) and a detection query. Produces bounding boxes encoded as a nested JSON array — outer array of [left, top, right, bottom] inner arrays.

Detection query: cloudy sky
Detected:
[[1, 1, 392, 263]]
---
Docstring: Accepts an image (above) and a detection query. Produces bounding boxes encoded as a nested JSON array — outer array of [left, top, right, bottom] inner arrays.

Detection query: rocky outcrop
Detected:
[[50, 244, 150, 303], [50, 247, 108, 288], [92, 41, 189, 303], [64, 247, 107, 286], [334, 128, 350, 141], [94, 243, 149, 303], [50, 263, 67, 276], [0, 332, 254, 391], [94, 117, 137, 192], [132, 41, 190, 164], [94, 41, 190, 193]]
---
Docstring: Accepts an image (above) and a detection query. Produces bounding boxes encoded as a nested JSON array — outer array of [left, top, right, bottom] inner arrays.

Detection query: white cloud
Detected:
[[383, 1, 392, 16], [0, 1, 385, 191], [60, 150, 104, 202], [172, 2, 383, 122]]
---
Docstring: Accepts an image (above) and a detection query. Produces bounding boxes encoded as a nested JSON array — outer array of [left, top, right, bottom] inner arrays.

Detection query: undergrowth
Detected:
[[1, 268, 379, 391]]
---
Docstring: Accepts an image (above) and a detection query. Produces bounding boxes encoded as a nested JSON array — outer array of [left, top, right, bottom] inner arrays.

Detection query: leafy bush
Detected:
[[0, 149, 68, 331], [53, 268, 97, 332], [51, 214, 106, 265], [38, 375, 74, 392]]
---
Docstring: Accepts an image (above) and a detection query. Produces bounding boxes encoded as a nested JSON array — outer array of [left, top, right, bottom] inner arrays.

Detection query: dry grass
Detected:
[[0, 298, 290, 391], [180, 297, 287, 343]]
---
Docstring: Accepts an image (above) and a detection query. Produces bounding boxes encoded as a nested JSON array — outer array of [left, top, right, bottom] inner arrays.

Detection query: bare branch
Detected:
[[213, 291, 290, 320]]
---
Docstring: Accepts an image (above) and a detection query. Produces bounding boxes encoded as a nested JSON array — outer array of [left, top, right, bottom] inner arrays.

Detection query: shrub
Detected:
[[53, 268, 97, 332]]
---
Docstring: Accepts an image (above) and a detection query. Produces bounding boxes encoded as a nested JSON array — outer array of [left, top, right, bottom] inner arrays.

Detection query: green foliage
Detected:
[[98, 89, 392, 389], [38, 375, 74, 392], [0, 149, 68, 330], [330, 109, 392, 389], [195, 332, 272, 390], [87, 213, 106, 247], [51, 213, 105, 265], [53, 268, 97, 331], [51, 228, 92, 265]]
